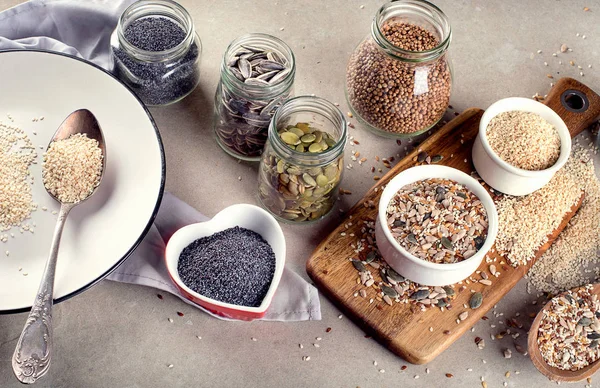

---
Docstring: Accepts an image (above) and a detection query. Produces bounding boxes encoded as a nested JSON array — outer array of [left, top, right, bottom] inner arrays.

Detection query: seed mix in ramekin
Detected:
[[385, 178, 488, 264]]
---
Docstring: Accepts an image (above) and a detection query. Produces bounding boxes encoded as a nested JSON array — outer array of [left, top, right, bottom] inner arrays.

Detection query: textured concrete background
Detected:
[[0, 0, 599, 387]]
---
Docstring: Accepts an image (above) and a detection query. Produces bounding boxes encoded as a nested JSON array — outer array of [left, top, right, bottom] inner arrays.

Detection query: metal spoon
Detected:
[[12, 109, 106, 384]]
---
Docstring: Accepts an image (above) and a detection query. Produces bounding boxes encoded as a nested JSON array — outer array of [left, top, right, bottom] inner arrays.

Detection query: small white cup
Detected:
[[375, 165, 498, 286], [472, 97, 571, 196]]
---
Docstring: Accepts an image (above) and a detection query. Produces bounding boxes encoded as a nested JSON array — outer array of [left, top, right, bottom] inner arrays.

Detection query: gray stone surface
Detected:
[[0, 0, 599, 387]]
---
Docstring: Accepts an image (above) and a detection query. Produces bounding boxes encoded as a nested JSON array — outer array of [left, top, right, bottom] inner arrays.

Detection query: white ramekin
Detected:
[[375, 165, 498, 286], [472, 97, 571, 196]]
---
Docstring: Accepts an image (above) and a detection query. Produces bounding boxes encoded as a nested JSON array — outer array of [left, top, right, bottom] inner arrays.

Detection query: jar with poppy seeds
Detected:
[[110, 0, 202, 106], [345, 0, 452, 138], [214, 34, 296, 161], [258, 96, 346, 223]]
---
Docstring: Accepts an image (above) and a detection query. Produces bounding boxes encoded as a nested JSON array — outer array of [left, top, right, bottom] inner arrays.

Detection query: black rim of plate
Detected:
[[0, 49, 166, 315]]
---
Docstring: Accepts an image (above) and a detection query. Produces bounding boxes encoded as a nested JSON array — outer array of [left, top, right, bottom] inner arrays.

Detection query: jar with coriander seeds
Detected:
[[214, 33, 295, 161], [345, 0, 452, 138], [258, 96, 347, 223], [110, 0, 202, 106]]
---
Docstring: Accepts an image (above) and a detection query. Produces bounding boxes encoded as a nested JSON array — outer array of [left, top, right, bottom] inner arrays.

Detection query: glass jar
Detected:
[[214, 34, 295, 161], [110, 0, 202, 106], [258, 96, 347, 224], [345, 0, 452, 138]]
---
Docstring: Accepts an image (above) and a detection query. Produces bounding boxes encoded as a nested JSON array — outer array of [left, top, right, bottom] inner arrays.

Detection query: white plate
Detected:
[[0, 50, 165, 313]]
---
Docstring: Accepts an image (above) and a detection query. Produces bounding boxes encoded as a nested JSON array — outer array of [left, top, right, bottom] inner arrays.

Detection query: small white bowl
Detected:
[[375, 165, 498, 286], [165, 204, 285, 320], [472, 97, 571, 196]]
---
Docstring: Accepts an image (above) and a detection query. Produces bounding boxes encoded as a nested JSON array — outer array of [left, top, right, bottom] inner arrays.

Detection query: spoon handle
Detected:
[[12, 203, 74, 384]]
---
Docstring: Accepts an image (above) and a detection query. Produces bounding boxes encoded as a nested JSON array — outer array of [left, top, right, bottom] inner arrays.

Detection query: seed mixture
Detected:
[[349, 223, 459, 311], [177, 226, 276, 307], [258, 122, 343, 223], [495, 146, 588, 267], [0, 120, 37, 230], [346, 20, 451, 134], [528, 145, 600, 293], [112, 16, 200, 105], [537, 285, 600, 371], [42, 133, 103, 203], [215, 40, 293, 158], [386, 178, 488, 263], [486, 111, 561, 171]]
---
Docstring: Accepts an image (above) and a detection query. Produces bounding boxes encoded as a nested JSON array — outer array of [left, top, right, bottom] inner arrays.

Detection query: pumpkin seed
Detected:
[[441, 237, 453, 250], [288, 127, 305, 137], [381, 285, 398, 298], [386, 268, 405, 283], [352, 260, 366, 272], [443, 286, 455, 296], [281, 132, 300, 145], [308, 143, 323, 153], [316, 174, 329, 187], [470, 292, 483, 309], [302, 173, 317, 187], [407, 233, 418, 244], [417, 151, 428, 163], [301, 133, 316, 143], [365, 251, 377, 263], [431, 154, 444, 163], [411, 289, 430, 300]]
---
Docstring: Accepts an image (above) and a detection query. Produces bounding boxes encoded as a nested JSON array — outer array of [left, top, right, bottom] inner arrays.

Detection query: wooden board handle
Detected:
[[544, 77, 600, 138]]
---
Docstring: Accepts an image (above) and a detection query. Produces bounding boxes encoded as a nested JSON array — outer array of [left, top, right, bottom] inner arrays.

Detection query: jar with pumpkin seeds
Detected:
[[258, 96, 347, 223], [214, 33, 295, 161]]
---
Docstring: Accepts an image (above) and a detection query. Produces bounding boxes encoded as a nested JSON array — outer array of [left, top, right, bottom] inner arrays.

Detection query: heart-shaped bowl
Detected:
[[165, 204, 286, 320]]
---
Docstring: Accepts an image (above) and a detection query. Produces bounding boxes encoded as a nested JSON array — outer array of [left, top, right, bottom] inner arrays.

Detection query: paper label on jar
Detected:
[[413, 67, 430, 96]]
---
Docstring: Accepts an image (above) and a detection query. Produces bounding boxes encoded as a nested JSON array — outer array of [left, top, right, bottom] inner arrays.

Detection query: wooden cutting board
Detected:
[[306, 78, 600, 364]]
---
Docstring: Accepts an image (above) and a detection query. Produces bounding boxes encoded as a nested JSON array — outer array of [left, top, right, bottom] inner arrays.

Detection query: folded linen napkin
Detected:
[[0, 0, 321, 321]]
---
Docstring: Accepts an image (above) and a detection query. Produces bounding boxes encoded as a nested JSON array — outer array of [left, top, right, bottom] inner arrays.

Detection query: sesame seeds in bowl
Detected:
[[472, 97, 572, 196], [375, 165, 498, 286]]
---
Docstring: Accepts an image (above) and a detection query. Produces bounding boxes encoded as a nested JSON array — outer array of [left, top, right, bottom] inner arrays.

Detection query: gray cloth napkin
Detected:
[[0, 0, 321, 321]]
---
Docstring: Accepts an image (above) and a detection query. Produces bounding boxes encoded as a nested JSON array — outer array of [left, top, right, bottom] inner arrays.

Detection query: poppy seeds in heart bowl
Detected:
[[177, 226, 276, 307]]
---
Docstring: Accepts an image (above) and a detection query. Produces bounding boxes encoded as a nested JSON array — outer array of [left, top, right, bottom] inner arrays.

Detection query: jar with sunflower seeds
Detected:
[[214, 33, 295, 161], [258, 96, 347, 223]]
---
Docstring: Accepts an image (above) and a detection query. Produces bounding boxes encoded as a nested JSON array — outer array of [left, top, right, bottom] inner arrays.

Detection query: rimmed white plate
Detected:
[[0, 50, 165, 313]]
